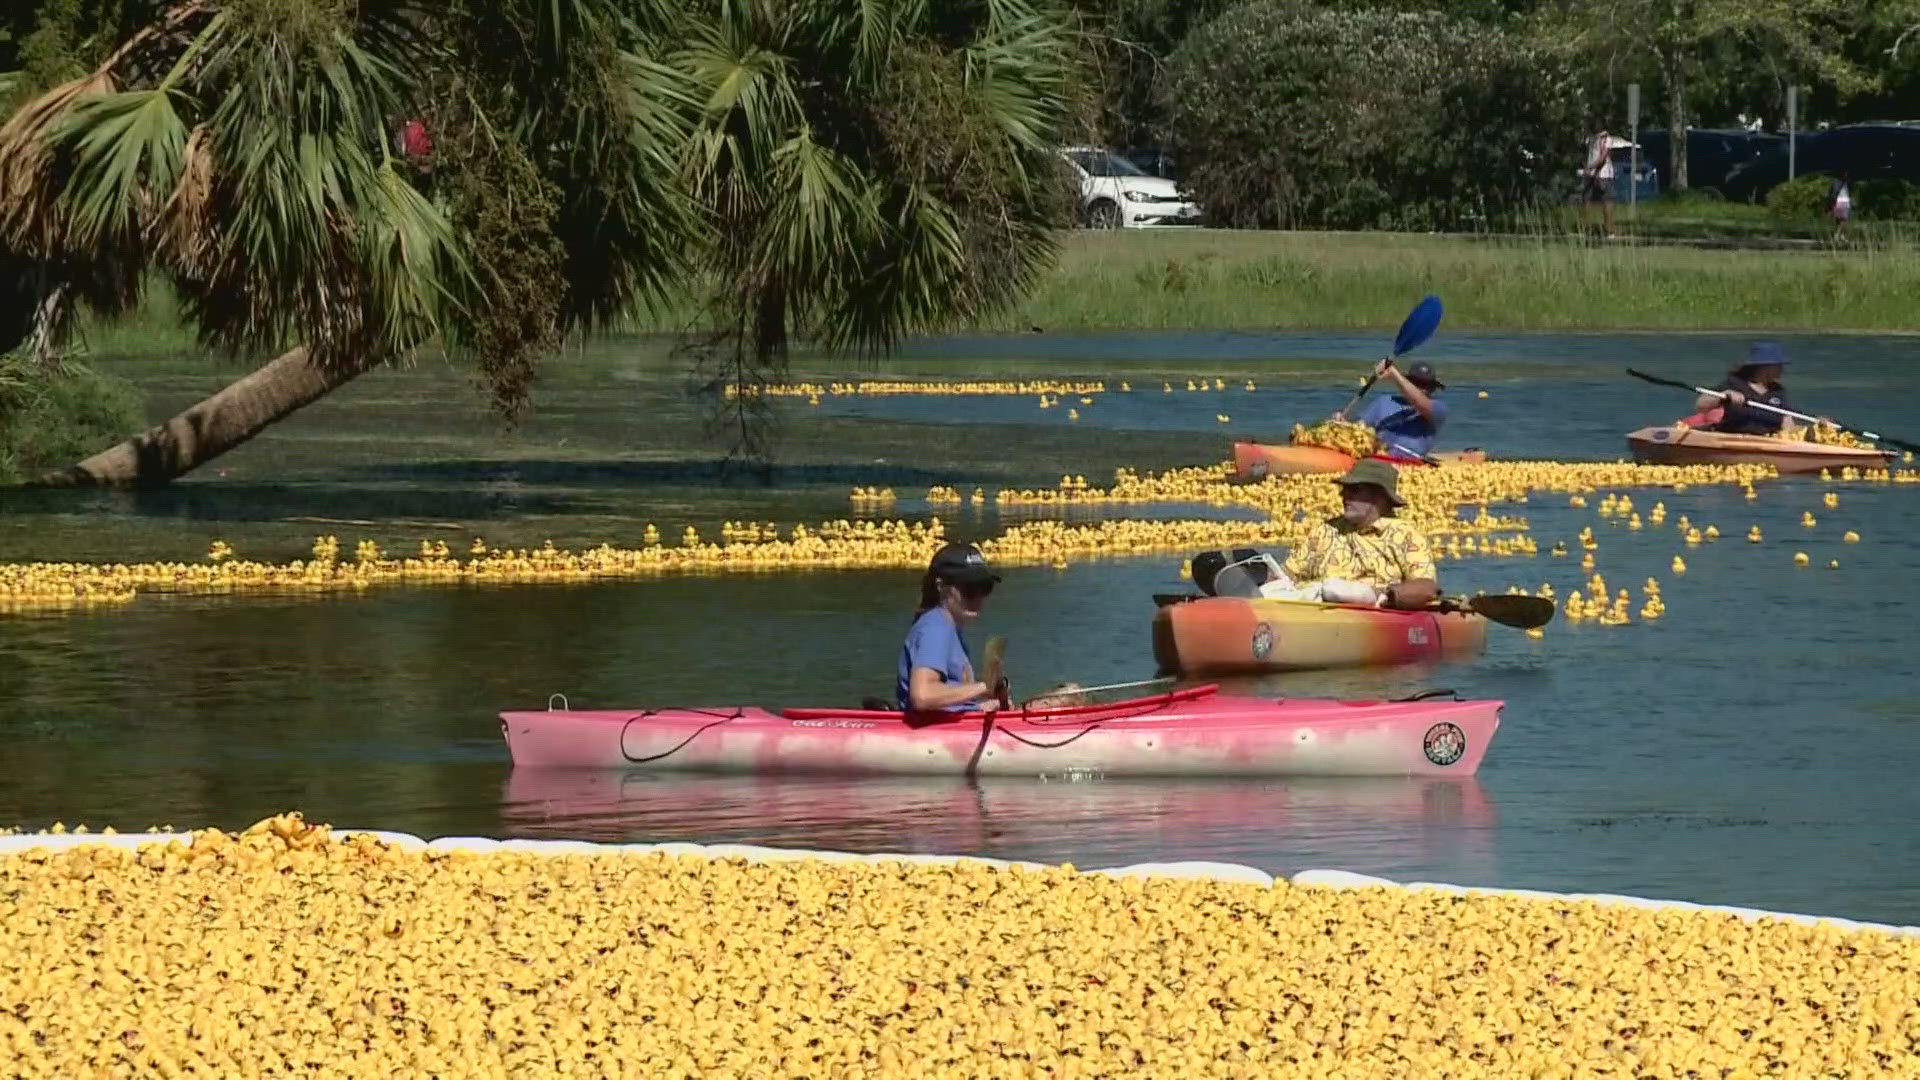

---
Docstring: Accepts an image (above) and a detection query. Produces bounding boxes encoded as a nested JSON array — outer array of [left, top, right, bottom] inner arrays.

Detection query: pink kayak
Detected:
[[499, 685, 1503, 777]]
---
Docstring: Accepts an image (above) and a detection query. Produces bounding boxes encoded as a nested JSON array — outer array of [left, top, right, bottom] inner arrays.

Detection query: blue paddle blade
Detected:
[[1391, 294, 1444, 357]]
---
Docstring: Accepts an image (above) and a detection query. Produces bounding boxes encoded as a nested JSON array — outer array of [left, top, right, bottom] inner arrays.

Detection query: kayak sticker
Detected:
[[1423, 722, 1466, 766], [1251, 621, 1274, 660], [1407, 627, 1430, 646], [1249, 460, 1269, 479]]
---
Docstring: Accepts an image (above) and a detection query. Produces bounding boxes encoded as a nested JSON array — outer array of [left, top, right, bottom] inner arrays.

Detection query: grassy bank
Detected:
[[972, 229, 1920, 333], [70, 228, 1920, 369]]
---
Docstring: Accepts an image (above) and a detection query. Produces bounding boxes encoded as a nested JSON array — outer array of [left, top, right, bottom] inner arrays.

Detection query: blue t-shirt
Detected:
[[897, 606, 975, 712], [1357, 393, 1449, 457]]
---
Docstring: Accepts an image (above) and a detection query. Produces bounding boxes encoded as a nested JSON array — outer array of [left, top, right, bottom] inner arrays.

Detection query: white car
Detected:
[[1059, 147, 1202, 229]]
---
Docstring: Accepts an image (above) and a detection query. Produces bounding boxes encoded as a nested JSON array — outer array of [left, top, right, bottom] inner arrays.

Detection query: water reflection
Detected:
[[500, 770, 1496, 880]]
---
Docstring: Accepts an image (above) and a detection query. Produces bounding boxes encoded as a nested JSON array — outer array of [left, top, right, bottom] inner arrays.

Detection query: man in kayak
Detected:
[[1262, 459, 1439, 609], [1696, 342, 1796, 435], [1351, 360, 1448, 459], [898, 542, 1008, 714]]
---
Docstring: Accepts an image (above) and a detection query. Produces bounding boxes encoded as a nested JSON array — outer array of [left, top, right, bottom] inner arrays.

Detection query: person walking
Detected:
[[1581, 127, 1616, 237], [1828, 171, 1852, 241]]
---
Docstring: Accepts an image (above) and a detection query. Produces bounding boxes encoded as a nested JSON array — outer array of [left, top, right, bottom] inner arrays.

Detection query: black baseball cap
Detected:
[[1403, 361, 1444, 389], [928, 542, 1000, 585]]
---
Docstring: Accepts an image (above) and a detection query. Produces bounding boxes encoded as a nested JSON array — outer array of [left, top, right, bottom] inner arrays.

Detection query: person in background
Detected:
[[898, 542, 1006, 714], [1828, 170, 1852, 240], [1352, 360, 1448, 459], [1696, 341, 1795, 436], [1581, 127, 1616, 236], [1269, 459, 1440, 610]]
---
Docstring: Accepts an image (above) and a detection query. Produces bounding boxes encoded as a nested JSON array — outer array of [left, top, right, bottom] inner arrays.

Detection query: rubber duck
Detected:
[[1843, 530, 1860, 543], [1477, 390, 1489, 399], [1793, 552, 1810, 566], [1671, 556, 1686, 574], [1747, 526, 1762, 542]]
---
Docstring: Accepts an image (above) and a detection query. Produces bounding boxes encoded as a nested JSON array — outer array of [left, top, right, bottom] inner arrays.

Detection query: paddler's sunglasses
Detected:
[[953, 579, 995, 599]]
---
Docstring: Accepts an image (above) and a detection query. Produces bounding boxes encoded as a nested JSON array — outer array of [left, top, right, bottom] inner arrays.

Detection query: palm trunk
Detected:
[[37, 345, 373, 486], [1664, 61, 1689, 192]]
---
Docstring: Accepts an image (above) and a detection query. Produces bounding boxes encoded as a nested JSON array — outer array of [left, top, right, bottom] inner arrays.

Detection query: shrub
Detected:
[[0, 353, 145, 484], [1161, 2, 1586, 231], [1855, 178, 1920, 221], [1765, 174, 1832, 219]]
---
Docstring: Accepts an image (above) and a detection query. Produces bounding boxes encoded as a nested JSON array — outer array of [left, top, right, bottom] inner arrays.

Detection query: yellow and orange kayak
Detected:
[[1231, 442, 1487, 481], [1625, 425, 1892, 475], [1153, 595, 1488, 674]]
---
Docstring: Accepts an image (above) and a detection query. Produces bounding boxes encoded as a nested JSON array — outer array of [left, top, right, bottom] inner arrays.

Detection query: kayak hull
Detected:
[[500, 685, 1502, 777], [1154, 596, 1489, 675], [1625, 425, 1892, 475], [1232, 442, 1486, 481]]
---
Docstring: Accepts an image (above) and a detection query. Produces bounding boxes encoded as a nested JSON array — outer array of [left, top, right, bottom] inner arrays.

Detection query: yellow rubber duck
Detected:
[[1843, 530, 1860, 543], [1793, 552, 1810, 566], [1671, 556, 1686, 574], [1747, 525, 1763, 542]]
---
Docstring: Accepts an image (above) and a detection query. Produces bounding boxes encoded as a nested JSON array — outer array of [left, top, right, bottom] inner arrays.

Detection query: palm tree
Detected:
[[676, 0, 1079, 457], [2, 0, 702, 485], [0, 0, 1078, 486]]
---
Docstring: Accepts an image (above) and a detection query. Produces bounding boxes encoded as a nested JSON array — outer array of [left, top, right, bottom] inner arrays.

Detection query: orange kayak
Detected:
[[1232, 442, 1487, 481], [1154, 595, 1489, 674], [1625, 425, 1892, 475]]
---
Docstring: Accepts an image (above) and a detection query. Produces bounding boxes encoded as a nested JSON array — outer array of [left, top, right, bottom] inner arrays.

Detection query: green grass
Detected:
[[70, 226, 1920, 372], [965, 228, 1920, 333]]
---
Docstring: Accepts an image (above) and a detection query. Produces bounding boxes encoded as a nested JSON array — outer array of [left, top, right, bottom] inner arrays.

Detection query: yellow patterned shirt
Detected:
[[1282, 516, 1437, 587]]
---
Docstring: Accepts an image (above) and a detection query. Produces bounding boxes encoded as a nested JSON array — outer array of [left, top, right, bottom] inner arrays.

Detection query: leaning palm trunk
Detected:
[[40, 346, 371, 486]]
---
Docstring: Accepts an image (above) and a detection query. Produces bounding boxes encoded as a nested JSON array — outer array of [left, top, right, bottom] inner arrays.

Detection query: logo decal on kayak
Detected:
[[1249, 460, 1269, 479], [1251, 621, 1274, 660], [1423, 722, 1466, 766], [1408, 627, 1429, 646], [1651, 428, 1672, 442]]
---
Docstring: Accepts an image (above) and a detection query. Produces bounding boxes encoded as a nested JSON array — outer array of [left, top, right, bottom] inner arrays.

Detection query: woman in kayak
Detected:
[[1697, 342, 1795, 435], [898, 542, 1007, 713]]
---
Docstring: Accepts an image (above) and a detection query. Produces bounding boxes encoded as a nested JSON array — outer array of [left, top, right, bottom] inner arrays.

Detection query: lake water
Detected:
[[3, 330, 1918, 924]]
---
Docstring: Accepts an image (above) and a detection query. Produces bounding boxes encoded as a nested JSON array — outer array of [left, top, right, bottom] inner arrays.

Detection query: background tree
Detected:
[[1162, 2, 1584, 230], [0, 0, 1078, 486], [1534, 0, 1878, 190]]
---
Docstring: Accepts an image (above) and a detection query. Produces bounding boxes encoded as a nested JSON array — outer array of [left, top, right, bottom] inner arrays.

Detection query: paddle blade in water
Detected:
[[980, 635, 1007, 690], [1464, 594, 1556, 629], [1392, 294, 1444, 358]]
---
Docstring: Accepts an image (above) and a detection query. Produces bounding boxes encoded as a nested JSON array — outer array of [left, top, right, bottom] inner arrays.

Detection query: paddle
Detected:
[[1445, 593, 1555, 630], [1020, 676, 1175, 708], [979, 635, 1009, 708], [1627, 368, 1920, 454], [1336, 294, 1445, 420]]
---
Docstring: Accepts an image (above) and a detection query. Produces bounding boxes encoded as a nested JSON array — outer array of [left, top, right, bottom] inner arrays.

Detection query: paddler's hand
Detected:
[[1722, 390, 1747, 406], [1372, 359, 1395, 379], [992, 676, 1012, 710]]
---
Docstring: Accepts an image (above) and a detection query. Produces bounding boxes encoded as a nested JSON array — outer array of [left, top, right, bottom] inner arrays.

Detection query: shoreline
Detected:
[[6, 827, 1916, 937]]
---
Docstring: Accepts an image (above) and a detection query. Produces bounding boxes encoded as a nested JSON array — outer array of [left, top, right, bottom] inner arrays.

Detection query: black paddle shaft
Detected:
[[1627, 368, 1920, 454]]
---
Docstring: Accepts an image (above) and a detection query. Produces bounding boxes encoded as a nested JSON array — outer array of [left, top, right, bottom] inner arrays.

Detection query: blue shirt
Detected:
[[1357, 393, 1449, 457], [897, 606, 975, 712]]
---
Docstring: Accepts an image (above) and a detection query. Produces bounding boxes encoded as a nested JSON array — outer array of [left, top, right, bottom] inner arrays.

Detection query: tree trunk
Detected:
[[36, 345, 374, 487], [1664, 61, 1689, 192]]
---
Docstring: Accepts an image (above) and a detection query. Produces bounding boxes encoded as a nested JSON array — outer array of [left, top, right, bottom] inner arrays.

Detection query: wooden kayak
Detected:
[[1232, 441, 1487, 481], [1153, 595, 1488, 675], [1625, 424, 1892, 475], [500, 684, 1502, 777]]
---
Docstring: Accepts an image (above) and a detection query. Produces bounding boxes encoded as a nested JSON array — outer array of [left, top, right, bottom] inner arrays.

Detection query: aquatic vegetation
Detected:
[[2, 817, 1917, 1077]]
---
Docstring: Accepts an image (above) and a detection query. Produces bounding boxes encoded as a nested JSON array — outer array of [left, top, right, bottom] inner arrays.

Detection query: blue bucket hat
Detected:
[[1743, 341, 1790, 369]]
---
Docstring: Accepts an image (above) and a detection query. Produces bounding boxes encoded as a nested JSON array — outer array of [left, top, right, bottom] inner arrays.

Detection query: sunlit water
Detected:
[[3, 331, 1918, 922]]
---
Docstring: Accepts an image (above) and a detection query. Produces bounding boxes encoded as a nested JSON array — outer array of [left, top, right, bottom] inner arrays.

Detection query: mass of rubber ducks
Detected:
[[1, 817, 1914, 1077], [3, 454, 1905, 615], [723, 378, 1110, 399]]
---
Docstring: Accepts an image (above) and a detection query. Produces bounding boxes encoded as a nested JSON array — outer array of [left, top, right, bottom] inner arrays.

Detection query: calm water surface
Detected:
[[3, 331, 1919, 923]]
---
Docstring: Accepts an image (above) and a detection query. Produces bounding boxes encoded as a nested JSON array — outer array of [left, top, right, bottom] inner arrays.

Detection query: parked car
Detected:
[[1121, 146, 1181, 182], [1637, 129, 1784, 195], [1721, 124, 1920, 202], [1058, 147, 1202, 229]]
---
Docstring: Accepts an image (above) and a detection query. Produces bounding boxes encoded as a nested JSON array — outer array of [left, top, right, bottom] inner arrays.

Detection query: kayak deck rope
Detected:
[[618, 708, 745, 764]]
